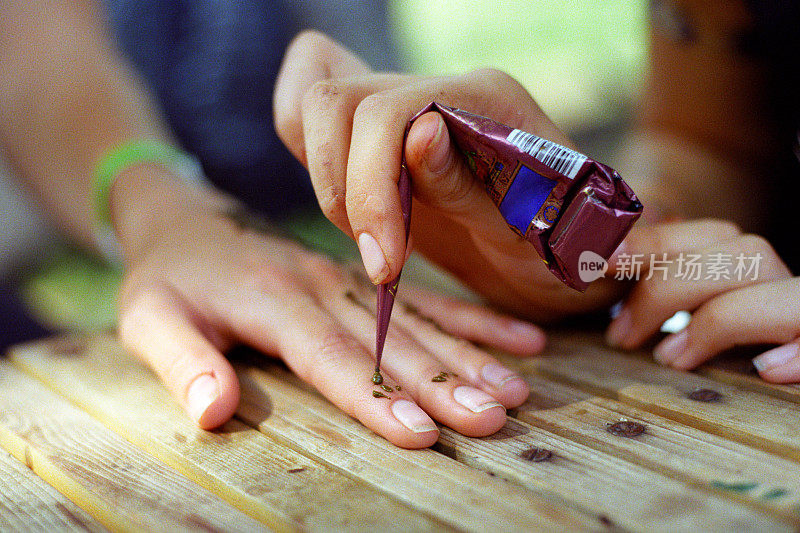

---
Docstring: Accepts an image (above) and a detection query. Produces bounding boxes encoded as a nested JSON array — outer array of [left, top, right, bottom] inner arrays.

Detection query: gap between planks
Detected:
[[0, 447, 105, 533], [15, 330, 796, 528], [513, 373, 800, 523], [235, 362, 602, 532]]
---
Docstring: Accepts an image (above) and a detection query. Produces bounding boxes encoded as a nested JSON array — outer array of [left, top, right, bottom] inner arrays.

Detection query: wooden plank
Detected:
[[0, 448, 105, 532], [9, 334, 447, 533], [442, 427, 795, 531], [436, 421, 795, 531], [0, 361, 269, 533], [516, 374, 800, 521], [700, 359, 800, 405], [235, 363, 602, 532], [521, 331, 800, 462]]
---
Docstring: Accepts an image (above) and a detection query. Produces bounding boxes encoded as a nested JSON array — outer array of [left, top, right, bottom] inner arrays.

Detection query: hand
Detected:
[[604, 219, 800, 382], [111, 171, 545, 448], [273, 30, 623, 322]]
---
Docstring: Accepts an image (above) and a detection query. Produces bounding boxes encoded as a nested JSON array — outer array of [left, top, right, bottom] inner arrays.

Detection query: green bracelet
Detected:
[[93, 139, 202, 261]]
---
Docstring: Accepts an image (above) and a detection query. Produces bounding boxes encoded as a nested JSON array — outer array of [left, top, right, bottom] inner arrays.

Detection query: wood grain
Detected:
[[9, 334, 448, 532], [0, 360, 269, 533], [12, 329, 800, 532], [436, 414, 794, 530], [516, 374, 800, 521], [0, 448, 105, 532], [235, 363, 602, 532]]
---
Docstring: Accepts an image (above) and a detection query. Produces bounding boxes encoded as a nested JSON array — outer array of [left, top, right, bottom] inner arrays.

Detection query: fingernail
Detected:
[[753, 344, 799, 372], [653, 330, 689, 366], [391, 399, 438, 433], [481, 362, 523, 389], [605, 307, 632, 347], [187, 374, 219, 423], [423, 115, 450, 173], [357, 232, 389, 283], [453, 385, 504, 413]]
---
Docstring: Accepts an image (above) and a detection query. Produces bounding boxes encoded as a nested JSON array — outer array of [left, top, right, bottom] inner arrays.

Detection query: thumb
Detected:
[[118, 283, 240, 430], [404, 112, 502, 226]]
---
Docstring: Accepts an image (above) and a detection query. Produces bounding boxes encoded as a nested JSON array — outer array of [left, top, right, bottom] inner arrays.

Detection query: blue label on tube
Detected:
[[498, 165, 556, 234]]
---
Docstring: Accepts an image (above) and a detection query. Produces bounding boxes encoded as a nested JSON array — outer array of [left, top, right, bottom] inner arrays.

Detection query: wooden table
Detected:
[[3, 330, 800, 532]]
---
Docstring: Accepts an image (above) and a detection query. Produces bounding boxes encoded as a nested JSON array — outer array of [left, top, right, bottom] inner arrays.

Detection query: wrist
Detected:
[[109, 163, 234, 262]]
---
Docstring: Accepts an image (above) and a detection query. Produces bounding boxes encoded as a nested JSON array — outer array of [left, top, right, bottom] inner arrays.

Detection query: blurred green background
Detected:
[[390, 0, 647, 131], [18, 0, 648, 332]]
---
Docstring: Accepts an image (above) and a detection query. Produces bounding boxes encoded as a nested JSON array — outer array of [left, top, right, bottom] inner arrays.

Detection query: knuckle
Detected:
[[311, 330, 363, 370], [687, 304, 735, 353], [737, 234, 788, 279], [418, 361, 450, 385], [272, 106, 299, 145], [297, 253, 345, 285], [303, 79, 347, 115], [644, 227, 670, 254], [693, 218, 741, 239], [468, 67, 518, 89], [427, 169, 477, 211], [347, 192, 388, 226], [353, 92, 398, 124], [629, 283, 663, 317], [354, 92, 384, 115], [711, 220, 742, 240], [315, 178, 346, 221], [448, 338, 480, 362], [693, 299, 729, 330], [738, 233, 773, 255], [625, 226, 659, 255], [628, 278, 679, 321], [242, 259, 306, 296], [287, 29, 330, 60], [117, 285, 164, 343]]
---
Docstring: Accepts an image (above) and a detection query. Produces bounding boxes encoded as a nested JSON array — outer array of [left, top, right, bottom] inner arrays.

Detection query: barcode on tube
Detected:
[[507, 129, 588, 179]]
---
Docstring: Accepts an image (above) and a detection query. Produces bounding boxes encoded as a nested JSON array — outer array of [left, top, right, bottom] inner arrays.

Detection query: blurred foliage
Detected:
[[389, 0, 647, 130], [19, 247, 121, 331]]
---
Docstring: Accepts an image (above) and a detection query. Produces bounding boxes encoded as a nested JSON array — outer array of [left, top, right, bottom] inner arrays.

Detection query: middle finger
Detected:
[[321, 287, 508, 438]]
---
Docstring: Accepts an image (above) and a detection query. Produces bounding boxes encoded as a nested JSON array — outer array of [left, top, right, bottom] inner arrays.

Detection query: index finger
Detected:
[[345, 69, 566, 284], [655, 278, 800, 371]]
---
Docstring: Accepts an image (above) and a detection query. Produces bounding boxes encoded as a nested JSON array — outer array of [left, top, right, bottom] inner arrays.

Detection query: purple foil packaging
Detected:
[[421, 102, 642, 291]]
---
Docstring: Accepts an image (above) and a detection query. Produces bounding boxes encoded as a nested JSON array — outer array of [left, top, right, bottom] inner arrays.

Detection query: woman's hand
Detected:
[[110, 169, 545, 449], [273, 30, 623, 322], [605, 219, 800, 382]]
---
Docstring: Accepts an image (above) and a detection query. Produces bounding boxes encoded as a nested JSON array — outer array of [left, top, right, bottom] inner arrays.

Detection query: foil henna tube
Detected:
[[414, 102, 643, 291], [374, 102, 642, 375]]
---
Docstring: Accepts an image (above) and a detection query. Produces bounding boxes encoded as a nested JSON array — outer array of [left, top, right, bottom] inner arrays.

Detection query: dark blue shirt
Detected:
[[103, 0, 397, 220], [104, 0, 313, 218]]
